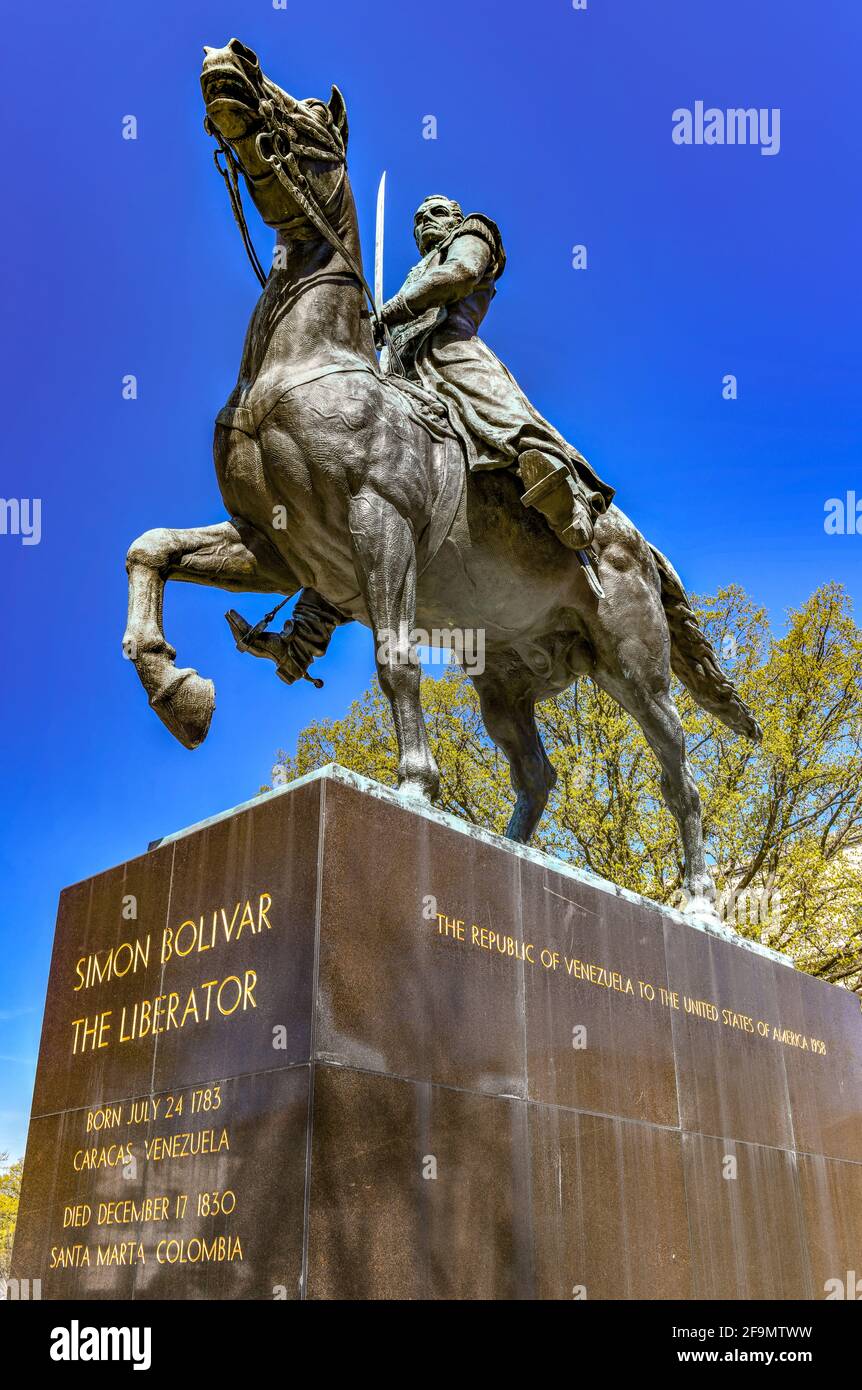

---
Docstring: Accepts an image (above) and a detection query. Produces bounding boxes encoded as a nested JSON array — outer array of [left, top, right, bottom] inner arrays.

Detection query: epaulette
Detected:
[[449, 213, 507, 279]]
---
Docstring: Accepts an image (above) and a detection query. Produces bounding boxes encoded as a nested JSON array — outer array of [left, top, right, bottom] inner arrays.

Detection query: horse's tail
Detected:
[[649, 544, 763, 742]]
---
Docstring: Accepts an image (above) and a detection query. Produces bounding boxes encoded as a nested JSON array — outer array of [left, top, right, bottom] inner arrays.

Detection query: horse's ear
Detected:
[[328, 84, 348, 147]]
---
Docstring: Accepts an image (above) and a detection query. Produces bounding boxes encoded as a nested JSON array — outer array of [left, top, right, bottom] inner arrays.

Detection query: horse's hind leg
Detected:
[[348, 489, 439, 801], [471, 657, 557, 843], [124, 518, 289, 748], [596, 665, 715, 914]]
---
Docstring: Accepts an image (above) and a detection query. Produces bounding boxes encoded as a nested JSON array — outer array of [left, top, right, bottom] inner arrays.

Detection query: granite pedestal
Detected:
[[10, 765, 862, 1299]]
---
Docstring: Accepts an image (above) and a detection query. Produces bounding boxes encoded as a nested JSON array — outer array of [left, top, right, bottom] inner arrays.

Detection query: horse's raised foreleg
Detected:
[[471, 658, 557, 843], [124, 519, 289, 748], [348, 489, 440, 801]]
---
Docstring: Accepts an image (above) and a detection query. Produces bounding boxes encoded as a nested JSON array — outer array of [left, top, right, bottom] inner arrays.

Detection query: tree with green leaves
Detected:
[[270, 583, 862, 991], [0, 1152, 23, 1282]]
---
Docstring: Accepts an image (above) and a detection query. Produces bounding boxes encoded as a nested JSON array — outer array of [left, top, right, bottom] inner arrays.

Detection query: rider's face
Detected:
[[415, 200, 461, 254]]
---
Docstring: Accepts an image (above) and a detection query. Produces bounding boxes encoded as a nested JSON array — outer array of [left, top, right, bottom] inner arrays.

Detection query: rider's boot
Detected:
[[518, 449, 596, 551], [226, 588, 344, 685]]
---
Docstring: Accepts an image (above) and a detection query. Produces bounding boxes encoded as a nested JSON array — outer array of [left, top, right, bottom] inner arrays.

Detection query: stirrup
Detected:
[[558, 495, 595, 550]]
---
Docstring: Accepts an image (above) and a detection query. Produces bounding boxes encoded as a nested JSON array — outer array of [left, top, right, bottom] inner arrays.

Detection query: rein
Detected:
[[205, 107, 404, 374], [209, 127, 268, 288]]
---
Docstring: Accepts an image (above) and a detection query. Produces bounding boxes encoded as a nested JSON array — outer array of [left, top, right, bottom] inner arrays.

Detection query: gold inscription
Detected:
[[432, 906, 828, 1057], [68, 892, 273, 1057]]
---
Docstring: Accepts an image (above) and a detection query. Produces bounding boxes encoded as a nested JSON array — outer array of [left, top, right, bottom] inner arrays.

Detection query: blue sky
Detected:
[[1, 0, 860, 1157]]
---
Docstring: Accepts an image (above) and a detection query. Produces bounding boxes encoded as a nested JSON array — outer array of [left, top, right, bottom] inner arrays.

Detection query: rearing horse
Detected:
[[124, 37, 761, 915]]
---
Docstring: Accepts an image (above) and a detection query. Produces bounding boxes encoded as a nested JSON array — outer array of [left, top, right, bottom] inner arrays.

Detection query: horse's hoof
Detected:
[[683, 895, 722, 927], [397, 780, 430, 802], [150, 668, 215, 749], [396, 774, 439, 804]]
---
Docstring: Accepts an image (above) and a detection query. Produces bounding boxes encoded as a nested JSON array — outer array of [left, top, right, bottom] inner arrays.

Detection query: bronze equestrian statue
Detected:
[[123, 38, 761, 917]]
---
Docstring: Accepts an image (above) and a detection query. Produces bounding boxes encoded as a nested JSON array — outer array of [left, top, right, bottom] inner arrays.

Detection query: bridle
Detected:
[[204, 95, 394, 362]]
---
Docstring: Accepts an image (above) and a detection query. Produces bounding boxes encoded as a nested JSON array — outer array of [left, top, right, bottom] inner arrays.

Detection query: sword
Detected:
[[374, 169, 386, 316], [373, 170, 404, 375]]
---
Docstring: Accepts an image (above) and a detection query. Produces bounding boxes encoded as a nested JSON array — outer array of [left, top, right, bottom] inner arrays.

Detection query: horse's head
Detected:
[[200, 38, 349, 235]]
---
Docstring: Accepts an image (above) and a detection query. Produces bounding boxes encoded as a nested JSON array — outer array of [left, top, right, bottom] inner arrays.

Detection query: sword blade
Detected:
[[374, 169, 386, 313]]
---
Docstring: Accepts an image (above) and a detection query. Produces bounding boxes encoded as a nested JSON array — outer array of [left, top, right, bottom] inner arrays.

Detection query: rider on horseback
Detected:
[[378, 194, 614, 551]]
